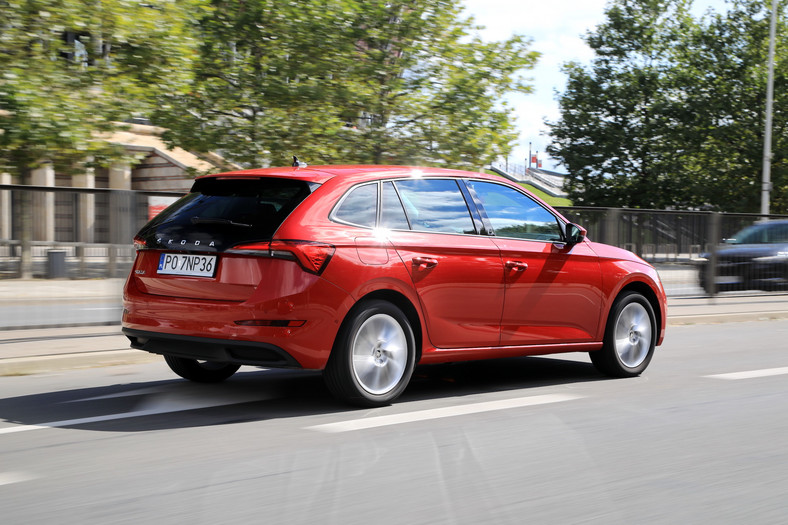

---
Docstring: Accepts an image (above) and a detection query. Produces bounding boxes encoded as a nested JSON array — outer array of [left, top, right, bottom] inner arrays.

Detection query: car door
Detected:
[[465, 179, 604, 346], [385, 179, 505, 349]]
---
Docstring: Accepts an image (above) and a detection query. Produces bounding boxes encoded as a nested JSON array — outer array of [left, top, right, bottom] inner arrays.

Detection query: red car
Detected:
[[122, 165, 667, 406]]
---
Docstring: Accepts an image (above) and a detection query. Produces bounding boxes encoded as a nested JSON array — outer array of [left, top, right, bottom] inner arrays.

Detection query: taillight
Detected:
[[228, 240, 335, 275], [133, 235, 147, 251]]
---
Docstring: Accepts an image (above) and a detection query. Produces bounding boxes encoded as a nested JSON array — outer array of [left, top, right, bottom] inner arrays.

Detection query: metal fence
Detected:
[[0, 184, 182, 279], [556, 207, 788, 297], [2, 184, 788, 296]]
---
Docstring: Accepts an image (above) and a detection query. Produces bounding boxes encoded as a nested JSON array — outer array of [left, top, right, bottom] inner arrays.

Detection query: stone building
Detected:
[[1, 123, 234, 244]]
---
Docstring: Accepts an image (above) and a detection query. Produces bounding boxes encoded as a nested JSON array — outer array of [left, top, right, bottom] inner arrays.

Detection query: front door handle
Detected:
[[413, 257, 439, 269], [505, 260, 528, 272]]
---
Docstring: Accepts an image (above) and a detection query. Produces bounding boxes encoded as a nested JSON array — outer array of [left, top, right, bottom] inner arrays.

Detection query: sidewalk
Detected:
[[0, 325, 159, 375], [2, 291, 788, 376]]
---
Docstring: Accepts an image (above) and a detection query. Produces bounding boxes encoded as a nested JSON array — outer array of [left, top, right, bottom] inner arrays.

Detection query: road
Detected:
[[1, 320, 787, 524]]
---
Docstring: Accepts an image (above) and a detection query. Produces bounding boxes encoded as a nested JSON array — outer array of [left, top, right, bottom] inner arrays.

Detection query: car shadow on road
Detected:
[[0, 355, 606, 434]]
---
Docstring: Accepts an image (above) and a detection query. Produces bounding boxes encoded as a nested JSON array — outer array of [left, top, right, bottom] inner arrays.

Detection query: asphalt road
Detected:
[[1, 320, 787, 524]]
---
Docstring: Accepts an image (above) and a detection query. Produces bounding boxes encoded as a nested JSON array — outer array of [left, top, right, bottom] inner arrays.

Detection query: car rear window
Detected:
[[138, 177, 316, 251]]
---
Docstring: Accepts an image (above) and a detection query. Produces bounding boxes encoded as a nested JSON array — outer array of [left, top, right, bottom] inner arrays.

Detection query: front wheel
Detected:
[[324, 300, 416, 407], [164, 355, 240, 383], [590, 291, 656, 377]]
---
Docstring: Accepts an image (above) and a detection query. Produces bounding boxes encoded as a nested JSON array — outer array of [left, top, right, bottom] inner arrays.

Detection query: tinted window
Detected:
[[734, 222, 788, 244], [394, 179, 476, 234], [137, 177, 314, 252], [380, 182, 410, 230], [466, 180, 562, 241], [333, 183, 378, 227], [772, 224, 788, 242]]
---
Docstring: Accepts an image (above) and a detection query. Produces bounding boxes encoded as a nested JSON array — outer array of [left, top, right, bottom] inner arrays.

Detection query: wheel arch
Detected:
[[614, 281, 664, 345], [341, 289, 424, 363]]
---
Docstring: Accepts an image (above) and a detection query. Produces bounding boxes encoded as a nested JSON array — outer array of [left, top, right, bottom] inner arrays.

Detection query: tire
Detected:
[[324, 300, 416, 407], [164, 355, 240, 383], [590, 291, 656, 377]]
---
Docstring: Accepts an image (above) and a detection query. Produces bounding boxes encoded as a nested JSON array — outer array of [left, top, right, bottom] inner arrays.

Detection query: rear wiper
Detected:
[[191, 217, 252, 227]]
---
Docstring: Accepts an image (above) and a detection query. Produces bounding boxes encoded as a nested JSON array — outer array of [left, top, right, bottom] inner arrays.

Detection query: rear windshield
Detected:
[[138, 177, 316, 252]]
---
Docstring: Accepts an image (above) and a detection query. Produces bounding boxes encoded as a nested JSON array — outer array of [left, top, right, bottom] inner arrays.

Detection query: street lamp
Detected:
[[762, 0, 778, 217]]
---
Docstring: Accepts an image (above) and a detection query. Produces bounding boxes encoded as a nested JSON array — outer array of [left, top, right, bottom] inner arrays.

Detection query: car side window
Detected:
[[466, 180, 563, 241], [380, 182, 410, 230], [393, 179, 476, 235], [332, 183, 378, 228], [768, 223, 788, 243]]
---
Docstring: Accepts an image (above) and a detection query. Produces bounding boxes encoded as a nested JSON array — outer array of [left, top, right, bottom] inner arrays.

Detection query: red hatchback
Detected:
[[122, 165, 667, 406]]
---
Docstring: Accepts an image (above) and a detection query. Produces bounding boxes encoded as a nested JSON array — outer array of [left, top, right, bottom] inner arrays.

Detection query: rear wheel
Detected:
[[590, 291, 656, 377], [164, 355, 240, 383], [324, 300, 416, 407]]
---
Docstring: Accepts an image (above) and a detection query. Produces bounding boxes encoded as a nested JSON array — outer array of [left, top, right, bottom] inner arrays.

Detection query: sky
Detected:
[[461, 0, 728, 172]]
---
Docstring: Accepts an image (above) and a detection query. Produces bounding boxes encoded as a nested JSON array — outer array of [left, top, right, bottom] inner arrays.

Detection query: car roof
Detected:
[[198, 165, 503, 185]]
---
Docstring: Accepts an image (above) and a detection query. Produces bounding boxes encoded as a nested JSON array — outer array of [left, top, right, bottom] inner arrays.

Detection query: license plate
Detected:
[[157, 253, 217, 277], [715, 275, 741, 284]]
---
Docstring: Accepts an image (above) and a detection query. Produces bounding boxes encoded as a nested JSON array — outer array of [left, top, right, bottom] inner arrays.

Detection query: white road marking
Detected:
[[307, 393, 583, 433], [705, 367, 788, 380], [0, 471, 36, 486]]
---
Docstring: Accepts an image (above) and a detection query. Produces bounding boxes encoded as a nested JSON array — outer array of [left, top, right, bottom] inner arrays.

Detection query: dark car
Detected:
[[697, 219, 788, 294], [123, 165, 667, 407]]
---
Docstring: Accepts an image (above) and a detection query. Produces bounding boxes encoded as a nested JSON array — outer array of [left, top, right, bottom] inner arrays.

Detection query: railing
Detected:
[[0, 184, 183, 279], [0, 240, 136, 279], [2, 185, 788, 298]]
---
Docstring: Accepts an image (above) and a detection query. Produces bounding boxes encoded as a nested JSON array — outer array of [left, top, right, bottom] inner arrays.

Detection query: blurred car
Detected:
[[122, 165, 667, 406], [697, 219, 788, 294]]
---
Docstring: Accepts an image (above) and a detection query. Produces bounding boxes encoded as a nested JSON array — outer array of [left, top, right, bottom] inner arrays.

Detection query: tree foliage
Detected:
[[547, 0, 788, 213], [154, 0, 538, 170], [0, 0, 200, 180]]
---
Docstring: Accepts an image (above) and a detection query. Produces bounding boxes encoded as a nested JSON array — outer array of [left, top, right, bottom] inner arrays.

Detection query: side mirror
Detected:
[[566, 223, 586, 245]]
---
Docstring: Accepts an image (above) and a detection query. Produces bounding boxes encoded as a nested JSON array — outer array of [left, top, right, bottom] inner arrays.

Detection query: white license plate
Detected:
[[157, 253, 217, 277], [715, 275, 741, 284]]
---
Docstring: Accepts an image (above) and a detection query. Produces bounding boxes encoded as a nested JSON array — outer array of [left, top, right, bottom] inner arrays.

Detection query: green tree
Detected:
[[0, 0, 200, 276], [675, 0, 788, 213], [154, 0, 538, 169], [548, 0, 788, 213], [547, 0, 695, 209], [0, 0, 199, 179]]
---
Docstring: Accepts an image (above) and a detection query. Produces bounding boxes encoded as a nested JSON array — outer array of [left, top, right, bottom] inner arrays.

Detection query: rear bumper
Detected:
[[122, 263, 354, 369], [123, 328, 303, 368]]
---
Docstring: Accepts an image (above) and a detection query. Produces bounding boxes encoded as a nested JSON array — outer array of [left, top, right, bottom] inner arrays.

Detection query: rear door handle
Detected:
[[505, 260, 528, 272], [413, 257, 439, 269]]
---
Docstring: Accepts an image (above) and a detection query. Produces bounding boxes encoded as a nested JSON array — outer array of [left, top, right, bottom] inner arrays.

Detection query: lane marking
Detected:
[[0, 471, 36, 486], [307, 393, 583, 433], [705, 367, 788, 381]]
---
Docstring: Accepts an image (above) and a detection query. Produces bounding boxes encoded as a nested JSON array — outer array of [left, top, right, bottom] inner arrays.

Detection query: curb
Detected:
[[667, 311, 788, 326], [0, 349, 160, 376]]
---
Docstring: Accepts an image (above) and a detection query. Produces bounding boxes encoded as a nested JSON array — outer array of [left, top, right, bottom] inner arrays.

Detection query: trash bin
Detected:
[[47, 250, 67, 279]]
